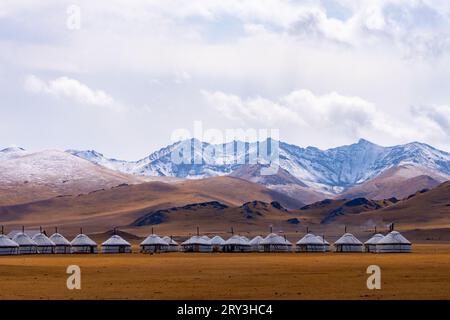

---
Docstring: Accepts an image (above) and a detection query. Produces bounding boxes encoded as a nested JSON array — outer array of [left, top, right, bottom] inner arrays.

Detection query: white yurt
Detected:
[[49, 229, 72, 254], [71, 230, 98, 254], [240, 236, 250, 242], [181, 235, 213, 253], [32, 230, 56, 254], [249, 236, 264, 252], [315, 235, 331, 252], [0, 227, 19, 255], [12, 228, 38, 254], [376, 231, 411, 253], [260, 233, 292, 252], [223, 235, 251, 252], [102, 234, 132, 253], [296, 233, 325, 252], [162, 236, 180, 252], [364, 234, 385, 253], [334, 233, 363, 252], [209, 236, 225, 252], [140, 233, 168, 253], [7, 229, 40, 239]]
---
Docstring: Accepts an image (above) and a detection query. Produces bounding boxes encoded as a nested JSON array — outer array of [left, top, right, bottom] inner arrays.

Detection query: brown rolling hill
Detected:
[[0, 176, 304, 235], [333, 181, 450, 230], [128, 200, 301, 237], [340, 165, 447, 200], [229, 164, 328, 204], [297, 197, 397, 225]]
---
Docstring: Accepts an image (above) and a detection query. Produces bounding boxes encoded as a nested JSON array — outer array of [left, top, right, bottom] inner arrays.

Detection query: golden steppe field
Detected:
[[1, 244, 450, 300]]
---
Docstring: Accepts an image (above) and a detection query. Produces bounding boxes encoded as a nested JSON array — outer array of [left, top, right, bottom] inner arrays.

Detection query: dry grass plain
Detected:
[[1, 244, 450, 300]]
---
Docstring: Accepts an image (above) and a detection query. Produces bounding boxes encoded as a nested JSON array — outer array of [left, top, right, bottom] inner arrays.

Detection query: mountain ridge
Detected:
[[66, 138, 450, 196]]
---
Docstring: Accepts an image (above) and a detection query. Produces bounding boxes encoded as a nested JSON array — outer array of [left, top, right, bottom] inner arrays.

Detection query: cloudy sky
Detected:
[[1, 0, 450, 160]]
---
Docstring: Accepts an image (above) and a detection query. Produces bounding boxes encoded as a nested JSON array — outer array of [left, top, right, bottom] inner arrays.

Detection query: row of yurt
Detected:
[[0, 226, 130, 255], [332, 227, 411, 253], [180, 232, 293, 253], [1, 225, 411, 255], [376, 231, 411, 252], [364, 231, 411, 253], [1, 226, 76, 254]]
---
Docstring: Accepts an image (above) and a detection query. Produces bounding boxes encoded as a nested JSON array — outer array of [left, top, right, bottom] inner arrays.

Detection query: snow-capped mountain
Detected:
[[0, 146, 28, 160], [66, 149, 135, 173], [0, 148, 145, 205], [68, 139, 450, 195]]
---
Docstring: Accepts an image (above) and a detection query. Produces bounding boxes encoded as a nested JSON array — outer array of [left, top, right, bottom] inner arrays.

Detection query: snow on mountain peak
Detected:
[[0, 146, 26, 153], [356, 138, 376, 145], [66, 139, 450, 195], [0, 146, 28, 160]]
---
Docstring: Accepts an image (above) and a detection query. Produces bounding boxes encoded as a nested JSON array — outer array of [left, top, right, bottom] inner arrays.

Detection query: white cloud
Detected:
[[201, 90, 307, 126], [411, 104, 450, 135], [1, 1, 450, 156], [282, 90, 376, 130], [24, 75, 120, 110], [202, 88, 448, 148], [173, 70, 192, 84], [202, 89, 377, 137]]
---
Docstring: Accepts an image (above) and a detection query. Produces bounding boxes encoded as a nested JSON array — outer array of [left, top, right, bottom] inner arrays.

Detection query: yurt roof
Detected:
[[377, 231, 411, 245], [49, 233, 71, 246], [7, 229, 40, 239], [200, 235, 210, 241], [209, 236, 225, 245], [240, 236, 250, 242], [364, 233, 385, 245], [181, 235, 211, 246], [71, 234, 97, 246], [102, 235, 131, 246], [261, 233, 292, 245], [224, 235, 251, 246], [249, 236, 264, 245], [296, 233, 324, 245], [162, 236, 179, 246], [32, 233, 56, 246], [0, 234, 19, 247], [12, 232, 37, 246], [140, 234, 167, 246], [334, 233, 363, 245], [315, 235, 330, 245]]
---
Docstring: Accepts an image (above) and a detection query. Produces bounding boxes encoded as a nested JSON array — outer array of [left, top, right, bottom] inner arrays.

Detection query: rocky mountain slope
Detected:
[[68, 139, 450, 198]]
